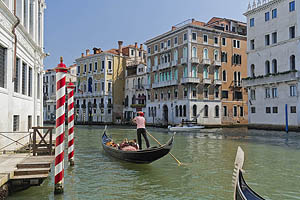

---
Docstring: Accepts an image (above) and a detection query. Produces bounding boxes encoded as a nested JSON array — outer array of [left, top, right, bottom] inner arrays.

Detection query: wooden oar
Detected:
[[146, 130, 183, 166]]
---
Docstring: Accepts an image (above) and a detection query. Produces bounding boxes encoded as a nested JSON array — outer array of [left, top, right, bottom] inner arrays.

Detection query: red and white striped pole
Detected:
[[67, 81, 75, 166], [54, 57, 67, 194]]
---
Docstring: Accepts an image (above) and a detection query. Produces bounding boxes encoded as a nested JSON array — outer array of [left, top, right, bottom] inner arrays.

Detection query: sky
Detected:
[[44, 0, 249, 69]]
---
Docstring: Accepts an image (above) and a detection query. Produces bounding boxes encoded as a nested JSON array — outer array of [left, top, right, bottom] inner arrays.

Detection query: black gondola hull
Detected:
[[102, 131, 174, 164]]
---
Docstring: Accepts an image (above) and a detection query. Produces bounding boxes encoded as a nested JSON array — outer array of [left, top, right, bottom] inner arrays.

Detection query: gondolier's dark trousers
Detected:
[[137, 128, 150, 150]]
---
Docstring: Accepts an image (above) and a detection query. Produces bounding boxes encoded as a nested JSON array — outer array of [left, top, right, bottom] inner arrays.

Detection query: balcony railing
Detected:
[[243, 70, 298, 87], [203, 78, 211, 84], [181, 58, 188, 65], [214, 60, 221, 66], [191, 57, 200, 64], [171, 60, 178, 67], [214, 79, 222, 85], [159, 62, 171, 70], [152, 80, 178, 88], [181, 77, 200, 84], [202, 59, 211, 65]]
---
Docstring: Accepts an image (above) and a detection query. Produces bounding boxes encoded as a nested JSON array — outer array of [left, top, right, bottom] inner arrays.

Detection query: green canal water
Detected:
[[8, 126, 300, 200]]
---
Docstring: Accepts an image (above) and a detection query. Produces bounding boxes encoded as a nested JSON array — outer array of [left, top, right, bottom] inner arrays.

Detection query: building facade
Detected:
[[243, 0, 300, 126], [145, 18, 248, 125], [43, 65, 77, 122], [0, 1, 46, 150]]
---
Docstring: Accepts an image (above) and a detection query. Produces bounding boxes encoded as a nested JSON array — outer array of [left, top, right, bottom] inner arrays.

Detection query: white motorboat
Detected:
[[168, 124, 205, 132]]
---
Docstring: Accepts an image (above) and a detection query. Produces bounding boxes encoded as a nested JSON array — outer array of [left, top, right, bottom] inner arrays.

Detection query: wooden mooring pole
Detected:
[[54, 57, 67, 194], [67, 81, 75, 166]]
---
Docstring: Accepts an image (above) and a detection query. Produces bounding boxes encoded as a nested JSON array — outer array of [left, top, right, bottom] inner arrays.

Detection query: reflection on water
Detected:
[[8, 126, 300, 200]]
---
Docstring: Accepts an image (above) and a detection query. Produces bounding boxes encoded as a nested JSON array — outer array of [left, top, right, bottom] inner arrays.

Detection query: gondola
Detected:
[[101, 127, 174, 164], [233, 147, 265, 200]]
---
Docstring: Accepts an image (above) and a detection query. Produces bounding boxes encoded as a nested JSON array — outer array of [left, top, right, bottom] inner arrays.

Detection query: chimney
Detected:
[[192, 18, 195, 23], [86, 49, 90, 56], [118, 41, 123, 56], [171, 26, 176, 31], [135, 42, 138, 48], [81, 53, 84, 58], [93, 48, 98, 54], [140, 44, 143, 50]]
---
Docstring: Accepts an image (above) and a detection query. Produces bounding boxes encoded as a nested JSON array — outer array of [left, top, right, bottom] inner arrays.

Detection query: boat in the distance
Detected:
[[101, 127, 174, 164], [233, 146, 265, 200], [168, 124, 204, 132]]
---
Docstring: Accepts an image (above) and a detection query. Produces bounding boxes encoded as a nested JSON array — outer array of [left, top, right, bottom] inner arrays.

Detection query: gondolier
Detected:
[[132, 112, 150, 150]]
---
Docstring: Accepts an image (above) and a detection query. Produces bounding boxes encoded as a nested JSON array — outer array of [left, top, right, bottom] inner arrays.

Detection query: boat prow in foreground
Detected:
[[233, 147, 265, 200], [102, 128, 174, 164]]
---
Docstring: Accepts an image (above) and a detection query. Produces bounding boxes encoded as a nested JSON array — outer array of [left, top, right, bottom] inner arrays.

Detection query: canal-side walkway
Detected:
[[0, 154, 54, 199]]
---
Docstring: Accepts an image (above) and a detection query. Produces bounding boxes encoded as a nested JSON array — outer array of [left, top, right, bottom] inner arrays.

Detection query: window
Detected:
[[192, 32, 197, 41], [215, 106, 219, 118], [240, 107, 244, 117], [289, 1, 295, 12], [174, 89, 178, 98], [290, 106, 296, 113], [265, 12, 270, 21], [233, 106, 237, 117], [214, 37, 218, 45], [290, 55, 295, 70], [203, 35, 208, 43], [84, 64, 87, 72], [183, 47, 188, 58], [223, 106, 228, 116], [192, 87, 197, 97], [214, 50, 219, 61], [101, 82, 104, 91], [204, 86, 208, 98], [175, 106, 178, 117], [226, 25, 229, 31], [251, 107, 256, 113], [250, 18, 254, 27], [272, 59, 277, 73], [265, 34, 270, 46], [168, 90, 171, 99], [28, 115, 32, 130], [203, 67, 208, 79], [131, 49, 134, 56], [222, 70, 227, 82], [233, 40, 240, 48], [272, 9, 277, 19], [204, 105, 208, 117], [95, 62, 98, 71], [192, 47, 197, 58], [13, 115, 20, 131], [89, 63, 92, 72], [273, 107, 278, 113], [234, 91, 243, 100], [272, 32, 277, 44], [289, 26, 295, 39], [290, 85, 297, 96], [221, 52, 227, 63], [203, 49, 208, 59], [183, 33, 187, 41], [222, 90, 228, 99], [233, 54, 242, 65], [183, 105, 187, 117], [222, 38, 226, 46], [161, 42, 164, 49], [272, 88, 278, 98], [193, 105, 197, 117], [174, 37, 178, 45], [155, 92, 158, 100], [94, 83, 97, 91], [167, 39, 171, 47], [28, 67, 32, 96], [148, 47, 151, 54], [22, 62, 27, 95], [215, 87, 219, 99], [265, 60, 270, 75], [0, 46, 6, 88], [101, 61, 105, 71], [250, 39, 255, 50], [265, 88, 271, 98], [14, 58, 20, 92], [183, 67, 188, 77], [250, 89, 256, 100], [154, 45, 158, 52], [183, 88, 188, 98], [108, 61, 112, 70], [192, 66, 197, 78]]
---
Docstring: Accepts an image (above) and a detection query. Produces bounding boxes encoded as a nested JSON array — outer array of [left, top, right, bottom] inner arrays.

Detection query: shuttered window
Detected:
[[22, 62, 27, 95], [13, 115, 20, 132], [14, 58, 20, 92], [28, 67, 32, 96], [0, 46, 6, 88]]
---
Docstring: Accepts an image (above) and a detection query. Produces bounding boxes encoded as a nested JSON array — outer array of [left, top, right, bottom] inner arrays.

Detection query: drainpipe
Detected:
[[12, 0, 20, 82]]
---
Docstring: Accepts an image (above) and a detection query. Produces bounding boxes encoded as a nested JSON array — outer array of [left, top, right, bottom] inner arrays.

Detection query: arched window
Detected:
[[88, 77, 93, 92], [265, 60, 270, 75], [132, 95, 136, 104], [250, 64, 255, 77], [290, 55, 295, 70], [138, 78, 141, 89], [192, 47, 197, 58], [214, 50, 219, 61], [175, 105, 178, 117], [203, 48, 208, 59], [215, 105, 219, 118], [179, 105, 182, 117], [192, 66, 197, 77], [222, 70, 227, 81], [204, 105, 208, 117], [183, 105, 186, 117], [272, 59, 277, 73], [193, 105, 197, 117]]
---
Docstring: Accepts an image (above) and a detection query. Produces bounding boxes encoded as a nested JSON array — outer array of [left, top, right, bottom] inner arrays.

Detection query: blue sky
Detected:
[[44, 0, 249, 69]]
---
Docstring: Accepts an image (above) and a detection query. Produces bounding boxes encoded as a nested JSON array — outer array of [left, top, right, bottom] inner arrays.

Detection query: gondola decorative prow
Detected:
[[233, 146, 245, 200]]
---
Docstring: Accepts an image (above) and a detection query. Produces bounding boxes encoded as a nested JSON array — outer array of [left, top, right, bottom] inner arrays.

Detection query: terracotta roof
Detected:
[[191, 20, 206, 27]]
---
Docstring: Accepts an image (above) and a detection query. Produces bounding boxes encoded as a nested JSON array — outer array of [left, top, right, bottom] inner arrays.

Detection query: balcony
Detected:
[[159, 62, 171, 70], [214, 60, 221, 66], [171, 60, 178, 67], [214, 79, 222, 85], [133, 85, 144, 91], [144, 84, 151, 90], [181, 77, 200, 84], [202, 59, 211, 65], [191, 57, 200, 64], [152, 80, 178, 88], [152, 65, 158, 72], [130, 104, 146, 108], [181, 58, 188, 65], [203, 78, 211, 84], [243, 70, 298, 88], [233, 81, 242, 88]]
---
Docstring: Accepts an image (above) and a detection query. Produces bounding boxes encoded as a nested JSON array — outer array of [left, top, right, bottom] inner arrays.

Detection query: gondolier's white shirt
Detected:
[[135, 116, 145, 129]]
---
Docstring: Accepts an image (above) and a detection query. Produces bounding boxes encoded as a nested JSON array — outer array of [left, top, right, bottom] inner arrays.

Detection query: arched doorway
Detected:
[[163, 105, 168, 124]]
